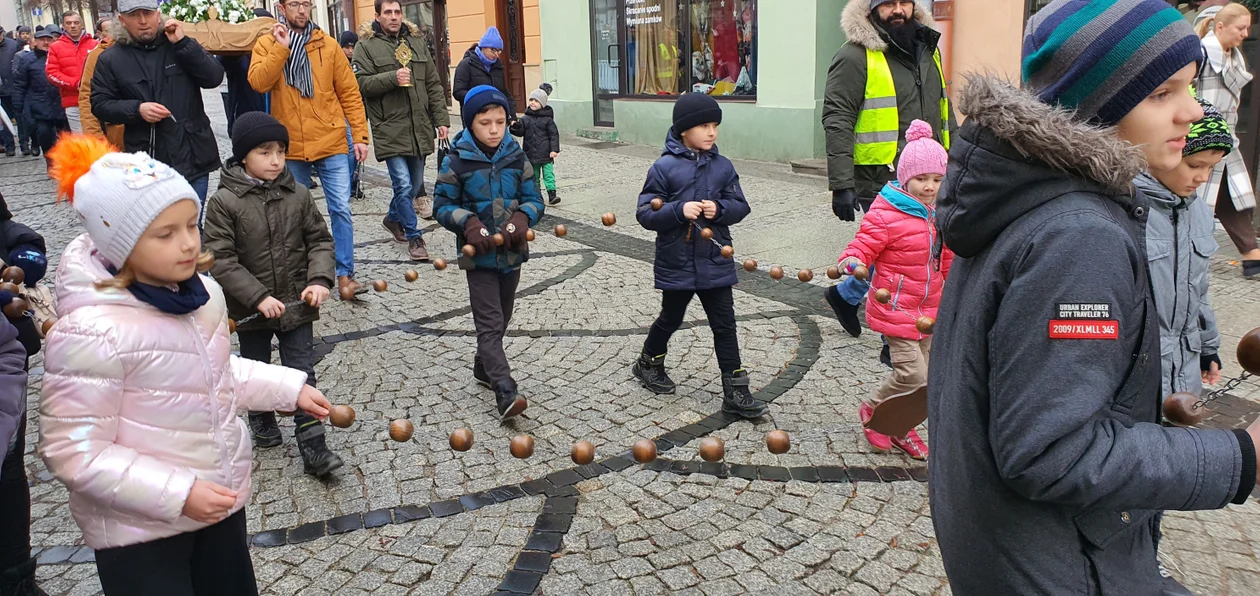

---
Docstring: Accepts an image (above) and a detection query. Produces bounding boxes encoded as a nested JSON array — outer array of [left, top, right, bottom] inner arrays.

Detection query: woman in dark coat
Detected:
[[452, 26, 514, 115]]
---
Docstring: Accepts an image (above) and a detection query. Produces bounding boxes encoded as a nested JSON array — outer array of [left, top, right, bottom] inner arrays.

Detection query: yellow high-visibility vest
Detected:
[[658, 43, 678, 82], [854, 47, 951, 166]]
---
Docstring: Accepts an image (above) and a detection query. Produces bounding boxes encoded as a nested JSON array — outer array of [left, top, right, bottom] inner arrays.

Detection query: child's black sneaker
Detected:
[[495, 380, 527, 421], [1244, 260, 1260, 279], [633, 352, 676, 394], [880, 344, 892, 369], [547, 190, 561, 205], [248, 411, 283, 448], [721, 370, 767, 419], [824, 285, 862, 338], [473, 357, 492, 388], [296, 422, 344, 477]]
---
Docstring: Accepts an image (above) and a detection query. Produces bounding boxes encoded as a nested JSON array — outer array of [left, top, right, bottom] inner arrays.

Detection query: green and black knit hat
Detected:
[[1185, 98, 1234, 157]]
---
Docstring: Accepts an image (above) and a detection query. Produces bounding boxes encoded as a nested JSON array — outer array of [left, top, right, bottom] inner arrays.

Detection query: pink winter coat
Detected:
[[39, 234, 308, 550], [839, 182, 954, 340]]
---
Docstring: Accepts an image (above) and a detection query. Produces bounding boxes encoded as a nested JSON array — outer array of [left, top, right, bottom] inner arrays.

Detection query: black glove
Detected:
[[503, 211, 530, 250], [832, 189, 858, 221], [1202, 353, 1223, 373], [463, 218, 497, 255]]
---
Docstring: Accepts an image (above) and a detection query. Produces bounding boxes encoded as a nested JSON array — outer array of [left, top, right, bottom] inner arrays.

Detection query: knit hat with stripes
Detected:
[[1022, 0, 1202, 126]]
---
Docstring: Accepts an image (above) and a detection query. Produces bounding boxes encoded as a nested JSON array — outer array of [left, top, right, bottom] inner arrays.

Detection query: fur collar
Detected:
[[110, 15, 169, 47], [358, 20, 422, 39], [957, 75, 1145, 194], [841, 0, 935, 51]]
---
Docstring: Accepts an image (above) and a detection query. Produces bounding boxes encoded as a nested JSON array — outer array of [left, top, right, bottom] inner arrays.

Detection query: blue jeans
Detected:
[[189, 175, 209, 227], [288, 157, 355, 277], [835, 274, 870, 306], [385, 155, 425, 241]]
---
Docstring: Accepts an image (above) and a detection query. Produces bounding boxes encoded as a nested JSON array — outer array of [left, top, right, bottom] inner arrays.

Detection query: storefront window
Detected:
[[601, 0, 757, 99]]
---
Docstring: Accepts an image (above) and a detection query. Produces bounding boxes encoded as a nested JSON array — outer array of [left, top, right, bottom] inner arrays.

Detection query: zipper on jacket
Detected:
[[892, 274, 905, 312], [187, 317, 233, 488], [917, 216, 934, 324], [1170, 202, 1179, 391]]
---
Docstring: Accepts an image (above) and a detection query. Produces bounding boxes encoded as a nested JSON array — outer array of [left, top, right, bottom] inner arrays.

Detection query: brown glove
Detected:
[[503, 211, 530, 250], [463, 218, 498, 255]]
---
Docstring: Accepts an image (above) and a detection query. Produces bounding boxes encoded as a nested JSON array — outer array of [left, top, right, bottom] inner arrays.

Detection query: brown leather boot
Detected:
[[337, 276, 363, 300]]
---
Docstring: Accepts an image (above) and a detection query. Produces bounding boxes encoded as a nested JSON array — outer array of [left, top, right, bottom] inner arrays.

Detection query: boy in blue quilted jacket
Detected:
[[632, 93, 766, 420], [434, 85, 544, 421]]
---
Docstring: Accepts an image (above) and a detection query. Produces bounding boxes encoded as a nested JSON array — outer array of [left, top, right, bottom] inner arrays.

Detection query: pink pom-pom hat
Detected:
[[896, 119, 949, 188]]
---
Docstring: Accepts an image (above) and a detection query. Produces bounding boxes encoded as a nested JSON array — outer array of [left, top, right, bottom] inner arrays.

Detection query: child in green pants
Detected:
[[510, 87, 561, 205]]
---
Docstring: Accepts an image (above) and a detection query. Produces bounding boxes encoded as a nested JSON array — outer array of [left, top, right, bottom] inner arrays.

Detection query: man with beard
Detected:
[[250, 0, 370, 299], [353, 0, 450, 262], [820, 0, 955, 343], [89, 0, 224, 204]]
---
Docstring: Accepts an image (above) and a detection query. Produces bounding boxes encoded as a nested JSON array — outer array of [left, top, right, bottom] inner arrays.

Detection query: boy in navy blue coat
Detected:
[[633, 94, 766, 419], [434, 85, 545, 421]]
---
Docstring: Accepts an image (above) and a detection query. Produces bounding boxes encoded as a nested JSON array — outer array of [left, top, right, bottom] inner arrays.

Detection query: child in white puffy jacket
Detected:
[[38, 137, 333, 595]]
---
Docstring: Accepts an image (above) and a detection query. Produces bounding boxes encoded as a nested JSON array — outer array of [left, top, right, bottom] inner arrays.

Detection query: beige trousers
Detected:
[[870, 335, 932, 406]]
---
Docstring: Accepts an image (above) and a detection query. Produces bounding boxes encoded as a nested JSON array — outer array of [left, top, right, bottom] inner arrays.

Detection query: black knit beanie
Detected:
[[231, 112, 290, 164], [672, 93, 722, 136]]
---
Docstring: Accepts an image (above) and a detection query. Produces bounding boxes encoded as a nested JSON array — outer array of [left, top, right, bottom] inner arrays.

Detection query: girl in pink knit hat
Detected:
[[835, 119, 954, 460]]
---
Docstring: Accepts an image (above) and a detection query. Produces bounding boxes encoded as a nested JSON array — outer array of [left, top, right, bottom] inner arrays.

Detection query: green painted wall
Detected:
[[540, 0, 852, 163]]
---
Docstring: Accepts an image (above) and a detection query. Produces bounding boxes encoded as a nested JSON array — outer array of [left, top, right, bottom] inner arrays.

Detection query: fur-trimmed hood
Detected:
[[937, 75, 1147, 257], [841, 0, 935, 51], [109, 15, 169, 47], [358, 19, 422, 40]]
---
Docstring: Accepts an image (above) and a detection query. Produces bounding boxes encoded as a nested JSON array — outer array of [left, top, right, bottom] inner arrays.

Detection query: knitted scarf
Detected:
[[284, 22, 316, 98]]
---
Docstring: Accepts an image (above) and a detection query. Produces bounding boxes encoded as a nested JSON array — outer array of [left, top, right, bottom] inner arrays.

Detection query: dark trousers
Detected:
[[237, 323, 319, 430], [0, 96, 13, 153], [95, 509, 257, 596], [466, 268, 521, 384], [34, 117, 69, 154], [0, 414, 31, 573], [1215, 172, 1259, 254], [643, 286, 742, 376]]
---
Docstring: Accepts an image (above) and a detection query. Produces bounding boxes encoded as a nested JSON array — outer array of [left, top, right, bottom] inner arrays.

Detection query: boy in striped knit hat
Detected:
[[927, 1, 1257, 594]]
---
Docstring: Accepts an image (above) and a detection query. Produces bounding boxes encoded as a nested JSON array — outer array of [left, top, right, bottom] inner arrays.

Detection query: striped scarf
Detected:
[[284, 22, 315, 98]]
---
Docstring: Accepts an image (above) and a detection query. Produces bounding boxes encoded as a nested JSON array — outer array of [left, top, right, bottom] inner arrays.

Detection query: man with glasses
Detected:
[[250, 0, 370, 299], [90, 0, 224, 202], [452, 26, 514, 116]]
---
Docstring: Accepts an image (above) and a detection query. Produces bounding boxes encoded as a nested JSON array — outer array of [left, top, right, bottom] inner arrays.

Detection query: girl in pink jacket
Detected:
[[837, 120, 953, 461], [38, 136, 332, 595]]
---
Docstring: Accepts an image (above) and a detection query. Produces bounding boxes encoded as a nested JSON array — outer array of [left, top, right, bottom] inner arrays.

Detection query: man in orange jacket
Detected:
[[45, 11, 97, 134], [78, 18, 122, 148], [249, 0, 370, 298]]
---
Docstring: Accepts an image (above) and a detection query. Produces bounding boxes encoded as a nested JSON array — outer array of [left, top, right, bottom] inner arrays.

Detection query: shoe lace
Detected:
[[896, 435, 926, 458]]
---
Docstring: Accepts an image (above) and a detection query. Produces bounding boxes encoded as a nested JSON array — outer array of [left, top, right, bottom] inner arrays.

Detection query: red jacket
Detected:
[[45, 33, 97, 109], [839, 182, 954, 340]]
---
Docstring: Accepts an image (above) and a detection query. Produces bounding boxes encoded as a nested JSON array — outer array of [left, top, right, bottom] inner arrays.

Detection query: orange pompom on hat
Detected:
[[47, 133, 200, 268]]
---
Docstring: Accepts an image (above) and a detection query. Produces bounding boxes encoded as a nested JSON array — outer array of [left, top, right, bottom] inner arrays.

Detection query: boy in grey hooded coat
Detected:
[[1135, 97, 1228, 401]]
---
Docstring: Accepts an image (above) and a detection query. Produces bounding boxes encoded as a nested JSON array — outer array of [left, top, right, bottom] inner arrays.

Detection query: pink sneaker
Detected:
[[859, 403, 892, 452], [890, 429, 929, 460]]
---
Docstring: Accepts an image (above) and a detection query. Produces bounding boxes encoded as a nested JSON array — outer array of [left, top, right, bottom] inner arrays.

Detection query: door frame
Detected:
[[493, 0, 528, 114]]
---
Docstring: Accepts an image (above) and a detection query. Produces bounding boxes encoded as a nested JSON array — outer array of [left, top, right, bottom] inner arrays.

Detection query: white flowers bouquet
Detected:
[[163, 0, 255, 24]]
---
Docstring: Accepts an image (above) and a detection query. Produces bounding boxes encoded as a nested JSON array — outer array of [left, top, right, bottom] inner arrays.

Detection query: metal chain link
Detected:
[[1192, 372, 1253, 410], [234, 299, 310, 326]]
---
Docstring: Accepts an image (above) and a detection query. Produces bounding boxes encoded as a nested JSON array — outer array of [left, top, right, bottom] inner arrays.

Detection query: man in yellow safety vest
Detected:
[[821, 0, 956, 343]]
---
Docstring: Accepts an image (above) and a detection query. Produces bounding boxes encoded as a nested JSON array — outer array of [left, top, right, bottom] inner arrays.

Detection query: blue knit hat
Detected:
[[1022, 0, 1202, 126], [479, 27, 504, 51], [462, 85, 511, 129]]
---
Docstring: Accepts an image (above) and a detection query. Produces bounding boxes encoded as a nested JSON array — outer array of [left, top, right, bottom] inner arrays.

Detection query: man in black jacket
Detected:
[[0, 29, 20, 157], [90, 0, 224, 204], [11, 29, 67, 171]]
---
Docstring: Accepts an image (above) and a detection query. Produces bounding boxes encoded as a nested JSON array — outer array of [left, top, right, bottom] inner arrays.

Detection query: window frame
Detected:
[[589, 0, 758, 102]]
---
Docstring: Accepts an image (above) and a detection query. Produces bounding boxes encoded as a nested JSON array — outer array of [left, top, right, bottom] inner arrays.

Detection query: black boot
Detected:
[[1244, 260, 1260, 279], [632, 352, 676, 394], [824, 285, 862, 338], [721, 370, 768, 419], [296, 422, 343, 477], [879, 343, 892, 369], [494, 380, 527, 421], [473, 357, 491, 388], [248, 411, 282, 448], [547, 190, 560, 205], [0, 558, 49, 596]]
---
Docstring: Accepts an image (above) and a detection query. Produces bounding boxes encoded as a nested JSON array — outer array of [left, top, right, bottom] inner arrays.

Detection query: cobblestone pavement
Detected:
[[4, 91, 1260, 595]]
